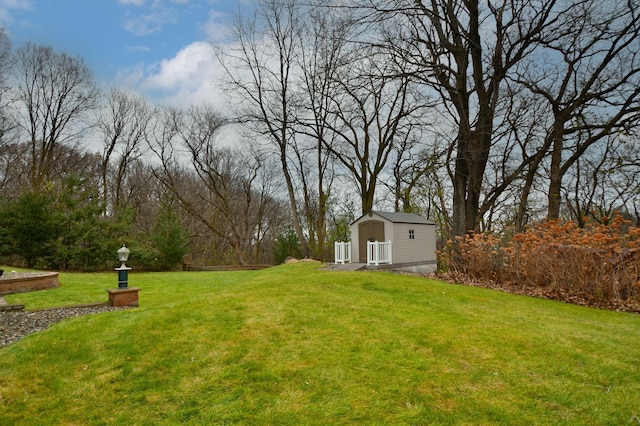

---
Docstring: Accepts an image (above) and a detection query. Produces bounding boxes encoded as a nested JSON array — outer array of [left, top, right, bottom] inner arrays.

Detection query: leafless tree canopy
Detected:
[[11, 42, 100, 190], [1, 0, 639, 268], [0, 29, 12, 148], [357, 0, 640, 235], [99, 88, 152, 213]]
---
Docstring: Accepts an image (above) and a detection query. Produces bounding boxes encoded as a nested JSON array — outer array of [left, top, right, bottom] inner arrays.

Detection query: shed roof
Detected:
[[353, 211, 435, 225]]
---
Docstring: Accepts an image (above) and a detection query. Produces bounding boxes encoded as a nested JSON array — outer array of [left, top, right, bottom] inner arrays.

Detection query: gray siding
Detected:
[[391, 222, 437, 264], [349, 212, 436, 264], [351, 224, 359, 262]]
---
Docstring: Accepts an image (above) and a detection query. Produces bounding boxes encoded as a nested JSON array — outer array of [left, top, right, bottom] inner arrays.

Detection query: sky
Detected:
[[0, 0, 242, 106]]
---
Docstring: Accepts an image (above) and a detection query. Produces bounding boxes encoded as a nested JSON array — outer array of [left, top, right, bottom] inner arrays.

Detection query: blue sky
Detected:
[[0, 0, 241, 105]]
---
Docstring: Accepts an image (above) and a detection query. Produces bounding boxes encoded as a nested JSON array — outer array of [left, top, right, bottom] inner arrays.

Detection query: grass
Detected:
[[1, 262, 640, 425]]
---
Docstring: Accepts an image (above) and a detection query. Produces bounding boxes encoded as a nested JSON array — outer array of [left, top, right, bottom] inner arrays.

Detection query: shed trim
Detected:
[[352, 210, 435, 226]]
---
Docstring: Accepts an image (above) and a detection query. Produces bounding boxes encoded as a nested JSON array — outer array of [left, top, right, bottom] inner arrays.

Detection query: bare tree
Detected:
[[383, 135, 440, 214], [11, 42, 99, 190], [149, 105, 284, 264], [217, 0, 311, 257], [564, 134, 640, 226], [0, 29, 12, 147], [367, 0, 640, 235], [323, 44, 425, 214], [371, 0, 564, 235], [98, 88, 152, 213], [293, 7, 347, 259], [513, 0, 640, 220], [0, 29, 18, 197], [0, 142, 30, 198]]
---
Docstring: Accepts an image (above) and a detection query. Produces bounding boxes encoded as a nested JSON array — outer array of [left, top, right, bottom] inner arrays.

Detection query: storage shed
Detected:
[[336, 211, 437, 273]]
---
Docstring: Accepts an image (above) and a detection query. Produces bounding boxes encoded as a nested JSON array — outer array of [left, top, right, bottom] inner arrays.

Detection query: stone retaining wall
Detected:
[[0, 272, 59, 295]]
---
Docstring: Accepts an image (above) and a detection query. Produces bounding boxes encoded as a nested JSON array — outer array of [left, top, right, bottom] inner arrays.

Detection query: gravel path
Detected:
[[0, 305, 129, 348]]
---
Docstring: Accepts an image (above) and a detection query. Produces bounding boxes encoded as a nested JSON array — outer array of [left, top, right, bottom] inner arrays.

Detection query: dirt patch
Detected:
[[284, 258, 321, 264]]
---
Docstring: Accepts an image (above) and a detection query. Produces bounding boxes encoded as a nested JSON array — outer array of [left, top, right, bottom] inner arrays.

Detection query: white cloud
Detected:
[[113, 2, 252, 109], [118, 0, 146, 5], [120, 0, 188, 36], [125, 45, 151, 52], [115, 40, 229, 108], [142, 41, 214, 91], [202, 9, 231, 42], [121, 6, 178, 36], [113, 62, 148, 90], [0, 0, 32, 27], [0, 0, 32, 10]]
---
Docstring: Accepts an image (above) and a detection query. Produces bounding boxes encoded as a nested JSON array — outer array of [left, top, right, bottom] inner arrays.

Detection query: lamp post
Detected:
[[107, 244, 139, 307], [116, 244, 131, 289]]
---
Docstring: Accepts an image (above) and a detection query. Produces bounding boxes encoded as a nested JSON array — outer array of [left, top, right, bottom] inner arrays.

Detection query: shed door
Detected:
[[358, 220, 385, 263]]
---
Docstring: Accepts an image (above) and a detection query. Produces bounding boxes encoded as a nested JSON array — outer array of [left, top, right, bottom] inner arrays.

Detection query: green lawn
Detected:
[[1, 262, 639, 425]]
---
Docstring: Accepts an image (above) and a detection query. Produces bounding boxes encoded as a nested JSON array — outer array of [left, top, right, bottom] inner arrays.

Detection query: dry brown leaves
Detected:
[[430, 271, 640, 314]]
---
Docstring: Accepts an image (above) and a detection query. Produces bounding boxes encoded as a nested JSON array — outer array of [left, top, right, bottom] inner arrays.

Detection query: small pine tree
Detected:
[[147, 199, 189, 271], [53, 175, 114, 271], [1, 191, 61, 267], [273, 225, 303, 264]]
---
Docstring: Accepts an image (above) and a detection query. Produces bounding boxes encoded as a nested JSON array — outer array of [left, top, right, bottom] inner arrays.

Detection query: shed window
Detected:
[[409, 229, 415, 240]]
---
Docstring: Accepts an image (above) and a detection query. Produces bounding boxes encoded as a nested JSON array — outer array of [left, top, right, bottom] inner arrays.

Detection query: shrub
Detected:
[[0, 191, 61, 267], [438, 214, 640, 303], [273, 225, 302, 264], [134, 199, 189, 271]]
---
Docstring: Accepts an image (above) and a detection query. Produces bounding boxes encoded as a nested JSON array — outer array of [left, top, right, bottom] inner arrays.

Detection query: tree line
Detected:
[[1, 0, 639, 270]]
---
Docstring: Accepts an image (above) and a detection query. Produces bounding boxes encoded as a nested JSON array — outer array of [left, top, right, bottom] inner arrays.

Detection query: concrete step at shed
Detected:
[[325, 263, 367, 271]]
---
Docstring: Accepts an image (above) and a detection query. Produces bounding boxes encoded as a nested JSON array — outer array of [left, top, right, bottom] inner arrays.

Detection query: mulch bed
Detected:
[[430, 271, 640, 314]]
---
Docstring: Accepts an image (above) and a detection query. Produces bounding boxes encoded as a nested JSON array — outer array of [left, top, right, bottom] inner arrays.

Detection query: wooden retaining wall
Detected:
[[183, 264, 271, 272]]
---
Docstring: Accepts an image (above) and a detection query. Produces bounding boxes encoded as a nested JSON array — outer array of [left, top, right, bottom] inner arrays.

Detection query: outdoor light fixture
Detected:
[[116, 244, 131, 289], [107, 244, 139, 307], [117, 244, 130, 267]]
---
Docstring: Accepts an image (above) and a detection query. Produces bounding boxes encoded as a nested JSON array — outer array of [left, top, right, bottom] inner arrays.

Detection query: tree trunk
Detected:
[[452, 146, 469, 236], [281, 148, 309, 258], [547, 126, 564, 220]]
